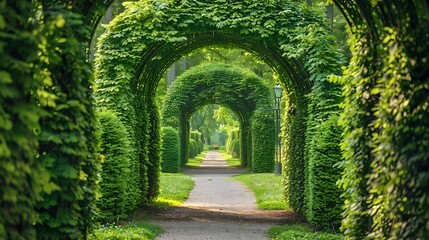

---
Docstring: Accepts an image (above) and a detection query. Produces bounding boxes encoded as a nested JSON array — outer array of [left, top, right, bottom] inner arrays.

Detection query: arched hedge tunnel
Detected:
[[1, 0, 428, 239], [162, 63, 275, 173]]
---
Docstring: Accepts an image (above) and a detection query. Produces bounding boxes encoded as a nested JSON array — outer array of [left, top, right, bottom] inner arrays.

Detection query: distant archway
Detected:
[[162, 63, 275, 172]]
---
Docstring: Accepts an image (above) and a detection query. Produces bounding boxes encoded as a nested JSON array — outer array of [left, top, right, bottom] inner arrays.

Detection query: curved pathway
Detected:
[[152, 151, 296, 240]]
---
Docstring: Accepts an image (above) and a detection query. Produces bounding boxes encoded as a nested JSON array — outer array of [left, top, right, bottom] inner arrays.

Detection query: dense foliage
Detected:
[[2, 0, 427, 238], [162, 63, 274, 172], [97, 110, 131, 223], [188, 139, 198, 158], [231, 139, 240, 159], [0, 2, 101, 239], [0, 2, 46, 239], [226, 128, 240, 155], [335, 1, 429, 239], [251, 111, 276, 172], [161, 127, 181, 173], [95, 0, 341, 212], [35, 4, 101, 238], [305, 114, 343, 231]]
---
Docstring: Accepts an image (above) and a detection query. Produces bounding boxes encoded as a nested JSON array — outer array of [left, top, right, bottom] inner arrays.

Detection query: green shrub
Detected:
[[226, 128, 239, 154], [189, 139, 198, 158], [190, 130, 203, 154], [0, 2, 47, 238], [305, 114, 343, 231], [231, 139, 240, 158], [161, 127, 180, 173], [146, 102, 161, 201], [97, 110, 131, 223], [35, 5, 101, 238], [251, 111, 275, 173]]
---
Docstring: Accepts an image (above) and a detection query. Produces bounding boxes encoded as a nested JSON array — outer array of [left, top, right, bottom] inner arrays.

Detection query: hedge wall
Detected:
[[251, 111, 275, 173], [146, 101, 161, 201], [190, 130, 203, 154], [231, 139, 241, 159], [335, 2, 429, 238], [189, 139, 198, 159], [97, 111, 131, 223], [0, 2, 46, 238], [161, 127, 181, 173], [305, 114, 343, 231], [226, 128, 240, 155], [34, 4, 101, 239]]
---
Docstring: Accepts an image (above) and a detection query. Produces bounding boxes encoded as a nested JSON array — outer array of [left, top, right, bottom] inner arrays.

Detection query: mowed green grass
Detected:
[[89, 221, 162, 240], [232, 173, 288, 210], [268, 224, 343, 240], [219, 151, 241, 167], [90, 172, 194, 239], [152, 173, 194, 207], [186, 151, 207, 167]]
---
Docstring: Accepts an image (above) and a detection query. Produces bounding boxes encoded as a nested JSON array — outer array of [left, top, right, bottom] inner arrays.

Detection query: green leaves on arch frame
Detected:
[[162, 63, 275, 172], [94, 0, 343, 217]]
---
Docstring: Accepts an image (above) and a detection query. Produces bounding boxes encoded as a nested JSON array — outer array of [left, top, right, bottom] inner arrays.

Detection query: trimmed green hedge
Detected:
[[189, 139, 198, 159], [231, 139, 240, 159], [35, 4, 101, 238], [98, 110, 131, 223], [190, 130, 203, 154], [251, 111, 275, 173], [226, 128, 240, 155], [0, 2, 46, 239], [305, 114, 343, 231], [161, 127, 181, 173]]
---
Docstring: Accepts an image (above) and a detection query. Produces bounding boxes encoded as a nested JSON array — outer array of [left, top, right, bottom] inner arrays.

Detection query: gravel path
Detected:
[[152, 151, 296, 240]]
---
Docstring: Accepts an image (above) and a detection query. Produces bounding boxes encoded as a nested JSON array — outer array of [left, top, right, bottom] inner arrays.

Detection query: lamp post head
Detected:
[[274, 82, 282, 99]]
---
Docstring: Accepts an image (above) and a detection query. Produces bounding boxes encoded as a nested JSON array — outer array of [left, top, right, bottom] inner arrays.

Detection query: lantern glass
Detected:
[[274, 83, 282, 98]]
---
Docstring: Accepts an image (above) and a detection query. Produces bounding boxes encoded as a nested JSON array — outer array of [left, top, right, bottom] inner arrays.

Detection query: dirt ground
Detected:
[[152, 151, 298, 240]]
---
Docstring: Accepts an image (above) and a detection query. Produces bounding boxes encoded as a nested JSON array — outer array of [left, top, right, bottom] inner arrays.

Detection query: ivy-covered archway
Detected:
[[94, 0, 341, 215], [4, 0, 428, 239], [162, 63, 275, 173]]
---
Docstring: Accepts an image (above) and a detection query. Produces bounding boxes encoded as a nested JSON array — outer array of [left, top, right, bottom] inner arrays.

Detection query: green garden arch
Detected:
[[94, 0, 341, 213], [3, 0, 428, 239], [161, 63, 275, 172]]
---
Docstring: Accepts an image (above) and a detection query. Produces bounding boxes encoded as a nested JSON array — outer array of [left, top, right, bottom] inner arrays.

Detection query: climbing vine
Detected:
[[34, 3, 100, 238], [335, 1, 429, 239], [0, 2, 46, 239]]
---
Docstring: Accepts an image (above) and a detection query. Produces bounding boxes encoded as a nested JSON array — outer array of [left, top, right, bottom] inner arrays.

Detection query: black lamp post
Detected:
[[274, 82, 282, 175]]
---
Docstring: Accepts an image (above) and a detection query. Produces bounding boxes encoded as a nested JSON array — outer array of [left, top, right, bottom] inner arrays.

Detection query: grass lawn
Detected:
[[89, 221, 162, 240], [89, 172, 194, 239], [232, 173, 288, 210], [186, 151, 207, 167], [269, 224, 343, 240], [152, 173, 194, 207], [219, 151, 241, 167]]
